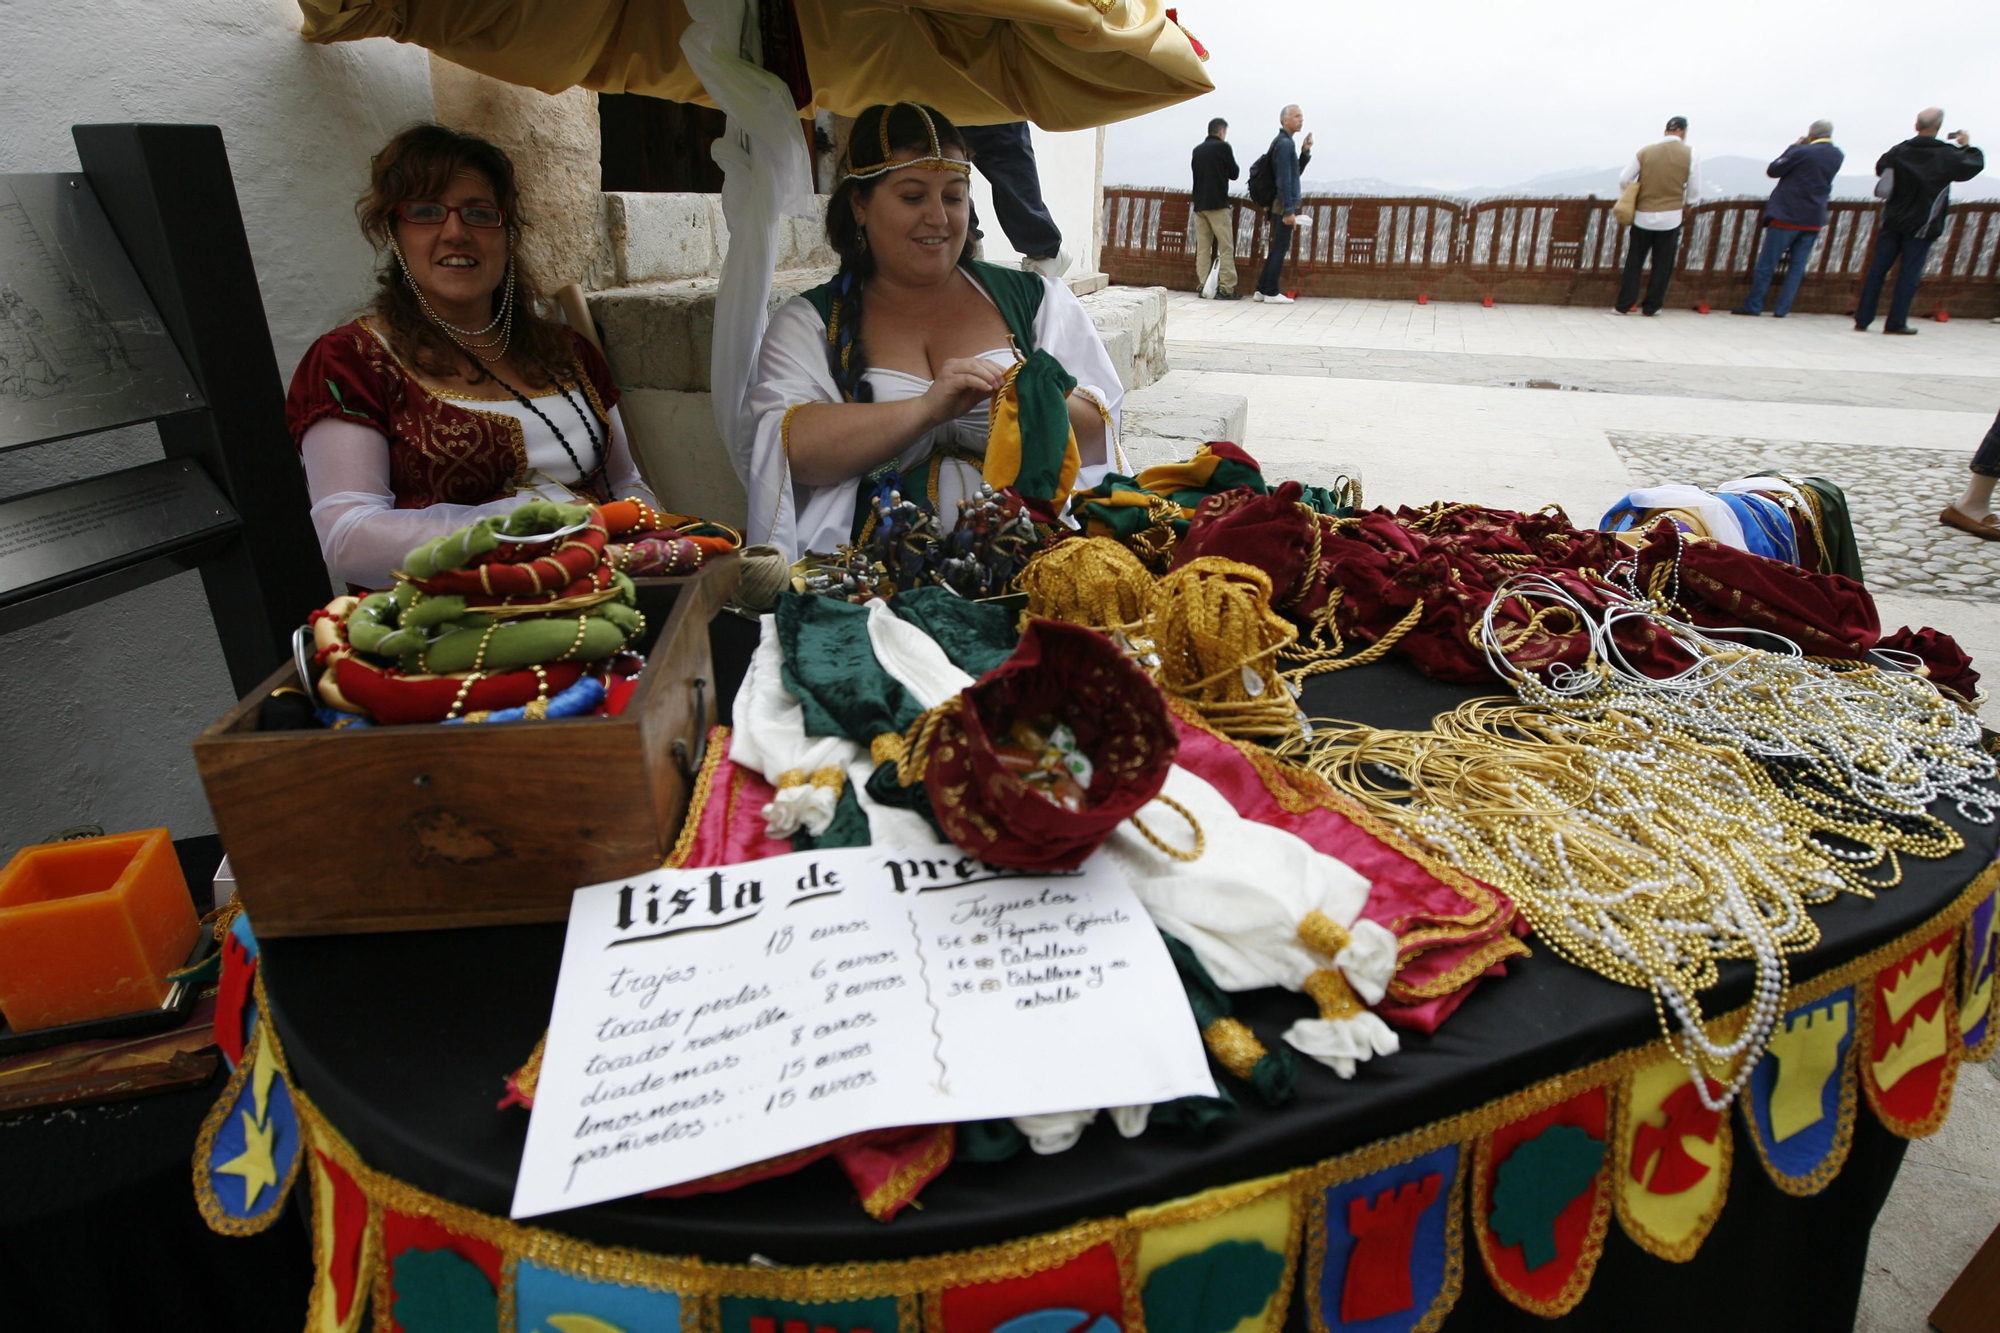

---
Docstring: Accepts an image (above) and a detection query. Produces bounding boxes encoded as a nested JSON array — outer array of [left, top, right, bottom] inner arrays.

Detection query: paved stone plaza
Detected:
[[1156, 292, 1999, 1331]]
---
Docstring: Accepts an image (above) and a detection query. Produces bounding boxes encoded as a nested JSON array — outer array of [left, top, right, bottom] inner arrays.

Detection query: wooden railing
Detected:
[[1102, 188, 2000, 316]]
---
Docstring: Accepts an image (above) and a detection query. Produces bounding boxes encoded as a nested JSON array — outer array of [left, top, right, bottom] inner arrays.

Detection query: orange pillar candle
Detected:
[[0, 829, 199, 1032]]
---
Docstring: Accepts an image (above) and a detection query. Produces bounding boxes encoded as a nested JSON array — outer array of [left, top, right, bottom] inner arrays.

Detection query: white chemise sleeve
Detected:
[[1032, 275, 1127, 486], [746, 297, 849, 558], [300, 419, 528, 591], [301, 403, 660, 591]]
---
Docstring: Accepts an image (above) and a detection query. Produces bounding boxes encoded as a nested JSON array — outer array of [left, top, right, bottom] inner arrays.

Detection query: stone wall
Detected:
[[0, 0, 433, 860], [429, 58, 609, 292]]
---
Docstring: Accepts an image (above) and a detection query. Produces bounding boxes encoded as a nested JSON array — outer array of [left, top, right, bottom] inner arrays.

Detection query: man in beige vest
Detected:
[[1615, 116, 1703, 315]]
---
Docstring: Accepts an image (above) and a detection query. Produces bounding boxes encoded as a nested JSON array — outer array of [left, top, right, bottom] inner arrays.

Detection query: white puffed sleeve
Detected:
[[301, 418, 528, 590], [1032, 275, 1127, 485], [745, 297, 854, 558]]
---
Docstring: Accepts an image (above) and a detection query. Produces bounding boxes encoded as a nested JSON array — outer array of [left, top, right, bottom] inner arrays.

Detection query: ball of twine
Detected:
[[734, 544, 793, 612], [1016, 537, 1156, 631]]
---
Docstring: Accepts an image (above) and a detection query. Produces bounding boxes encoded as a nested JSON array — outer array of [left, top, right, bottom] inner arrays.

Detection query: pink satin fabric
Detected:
[[1169, 719, 1529, 1032]]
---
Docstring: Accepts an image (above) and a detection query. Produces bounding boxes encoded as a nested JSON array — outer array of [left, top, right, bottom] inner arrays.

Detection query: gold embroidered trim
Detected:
[[871, 731, 909, 767], [810, 766, 846, 791], [861, 1127, 955, 1220], [191, 1022, 307, 1237], [1303, 969, 1365, 1021], [1297, 911, 1351, 960], [777, 769, 807, 789], [513, 1031, 547, 1103], [1202, 1017, 1268, 1080], [665, 725, 731, 869]]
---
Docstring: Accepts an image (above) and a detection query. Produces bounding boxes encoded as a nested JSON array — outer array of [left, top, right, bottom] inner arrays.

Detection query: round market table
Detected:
[[247, 660, 2000, 1331]]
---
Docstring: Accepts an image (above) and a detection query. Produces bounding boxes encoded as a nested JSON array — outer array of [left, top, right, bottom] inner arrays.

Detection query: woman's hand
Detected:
[[919, 357, 1006, 427]]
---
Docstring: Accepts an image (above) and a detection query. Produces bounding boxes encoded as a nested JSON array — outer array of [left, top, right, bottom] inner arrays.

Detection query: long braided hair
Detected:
[[822, 104, 978, 403]]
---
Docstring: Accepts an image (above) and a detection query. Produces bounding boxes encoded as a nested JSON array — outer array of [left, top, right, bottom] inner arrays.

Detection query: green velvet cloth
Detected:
[[1163, 934, 1298, 1106], [774, 593, 925, 741], [1801, 476, 1865, 583], [889, 586, 1020, 678]]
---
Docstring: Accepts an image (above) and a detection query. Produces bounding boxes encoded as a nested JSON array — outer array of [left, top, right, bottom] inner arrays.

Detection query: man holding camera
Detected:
[[1854, 109, 1983, 334]]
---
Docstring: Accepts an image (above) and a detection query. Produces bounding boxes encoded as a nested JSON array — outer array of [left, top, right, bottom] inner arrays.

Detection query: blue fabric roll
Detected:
[[1717, 492, 1798, 563]]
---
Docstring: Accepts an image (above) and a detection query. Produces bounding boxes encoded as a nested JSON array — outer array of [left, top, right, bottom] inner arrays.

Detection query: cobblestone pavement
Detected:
[[1606, 430, 2000, 601]]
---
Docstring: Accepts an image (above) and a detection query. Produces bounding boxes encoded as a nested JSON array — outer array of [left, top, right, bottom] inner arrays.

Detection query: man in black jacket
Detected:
[[1735, 121, 1843, 317], [1255, 105, 1312, 303], [1854, 108, 1983, 334], [1190, 118, 1240, 299]]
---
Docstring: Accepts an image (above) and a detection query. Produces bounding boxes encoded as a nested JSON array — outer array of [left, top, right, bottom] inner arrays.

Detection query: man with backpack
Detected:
[[1249, 105, 1312, 304], [1854, 108, 1983, 335]]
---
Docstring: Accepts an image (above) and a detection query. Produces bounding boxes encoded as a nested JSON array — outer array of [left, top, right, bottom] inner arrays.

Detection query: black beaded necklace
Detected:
[[473, 359, 609, 496]]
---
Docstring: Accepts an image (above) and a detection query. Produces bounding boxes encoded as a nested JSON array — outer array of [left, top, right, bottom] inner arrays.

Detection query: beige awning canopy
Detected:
[[297, 0, 1213, 131]]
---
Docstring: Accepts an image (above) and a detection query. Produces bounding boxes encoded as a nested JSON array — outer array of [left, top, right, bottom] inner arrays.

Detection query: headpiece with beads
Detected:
[[841, 103, 973, 184]]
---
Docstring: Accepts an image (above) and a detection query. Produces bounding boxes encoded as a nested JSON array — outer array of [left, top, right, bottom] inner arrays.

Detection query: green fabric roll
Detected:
[[1148, 1091, 1238, 1137], [1801, 476, 1865, 583], [774, 593, 924, 740], [955, 1119, 1027, 1163], [890, 586, 1020, 678], [344, 572, 641, 673], [1162, 933, 1297, 1106], [402, 500, 593, 579]]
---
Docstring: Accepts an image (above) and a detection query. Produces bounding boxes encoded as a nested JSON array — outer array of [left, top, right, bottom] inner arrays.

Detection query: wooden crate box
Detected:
[[192, 556, 741, 937]]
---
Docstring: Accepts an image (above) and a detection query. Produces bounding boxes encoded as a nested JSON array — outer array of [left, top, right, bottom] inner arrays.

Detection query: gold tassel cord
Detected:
[[1144, 557, 1304, 740], [1016, 537, 1156, 632]]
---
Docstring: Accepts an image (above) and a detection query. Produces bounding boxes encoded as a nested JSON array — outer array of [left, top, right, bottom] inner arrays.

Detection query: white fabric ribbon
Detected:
[[681, 0, 816, 491], [729, 615, 860, 839]]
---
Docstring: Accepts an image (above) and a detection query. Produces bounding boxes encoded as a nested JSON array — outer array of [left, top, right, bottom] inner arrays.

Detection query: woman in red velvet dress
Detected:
[[287, 124, 662, 590]]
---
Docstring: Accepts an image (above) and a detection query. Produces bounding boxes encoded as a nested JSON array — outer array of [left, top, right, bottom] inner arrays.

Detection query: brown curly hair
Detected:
[[357, 124, 576, 388]]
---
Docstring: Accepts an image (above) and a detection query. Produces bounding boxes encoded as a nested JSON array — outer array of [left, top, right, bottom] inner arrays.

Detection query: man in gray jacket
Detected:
[[1854, 108, 1983, 334], [1254, 105, 1312, 304], [1735, 121, 1843, 317]]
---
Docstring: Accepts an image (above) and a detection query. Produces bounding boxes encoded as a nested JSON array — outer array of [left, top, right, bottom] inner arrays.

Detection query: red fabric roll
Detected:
[[1633, 522, 1879, 660], [924, 619, 1179, 871], [330, 656, 586, 725], [1878, 625, 1982, 700]]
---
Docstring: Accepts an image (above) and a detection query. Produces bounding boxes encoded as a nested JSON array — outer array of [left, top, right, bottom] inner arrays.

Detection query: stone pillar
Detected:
[[428, 56, 608, 290]]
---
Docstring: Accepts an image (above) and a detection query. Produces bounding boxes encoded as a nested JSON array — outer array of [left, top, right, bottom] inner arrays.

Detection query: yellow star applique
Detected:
[[216, 1108, 279, 1211]]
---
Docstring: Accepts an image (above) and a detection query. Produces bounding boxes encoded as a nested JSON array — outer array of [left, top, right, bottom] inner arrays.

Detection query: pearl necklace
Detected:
[[392, 239, 516, 363]]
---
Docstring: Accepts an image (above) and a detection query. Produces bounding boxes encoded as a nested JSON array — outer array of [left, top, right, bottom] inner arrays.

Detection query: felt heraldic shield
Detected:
[[1471, 1086, 1613, 1318], [1308, 1143, 1464, 1332], [1740, 988, 1859, 1196], [1860, 930, 1963, 1137], [1612, 1063, 1730, 1262], [1961, 887, 1999, 1062], [985, 346, 1082, 510]]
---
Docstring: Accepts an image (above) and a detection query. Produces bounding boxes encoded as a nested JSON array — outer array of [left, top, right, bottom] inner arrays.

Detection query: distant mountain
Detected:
[[1121, 151, 2000, 202]]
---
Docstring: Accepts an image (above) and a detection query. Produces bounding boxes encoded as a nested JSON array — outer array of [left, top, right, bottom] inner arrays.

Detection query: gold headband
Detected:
[[842, 102, 972, 184]]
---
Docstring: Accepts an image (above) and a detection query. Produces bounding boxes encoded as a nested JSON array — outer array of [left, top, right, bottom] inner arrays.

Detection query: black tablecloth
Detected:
[[0, 836, 311, 1333], [258, 657, 1995, 1323]]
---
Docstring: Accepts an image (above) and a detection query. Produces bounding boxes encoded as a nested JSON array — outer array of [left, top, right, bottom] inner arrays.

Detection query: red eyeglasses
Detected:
[[396, 200, 507, 229]]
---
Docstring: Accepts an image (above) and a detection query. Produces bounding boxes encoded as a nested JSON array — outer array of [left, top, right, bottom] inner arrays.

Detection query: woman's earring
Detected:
[[858, 226, 869, 254]]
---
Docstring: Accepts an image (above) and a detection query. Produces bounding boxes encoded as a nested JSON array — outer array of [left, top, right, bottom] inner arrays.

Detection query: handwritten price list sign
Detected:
[[511, 846, 1216, 1219]]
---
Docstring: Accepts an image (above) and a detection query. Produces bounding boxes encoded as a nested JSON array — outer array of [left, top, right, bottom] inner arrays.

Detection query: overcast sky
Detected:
[[1106, 0, 2000, 189]]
